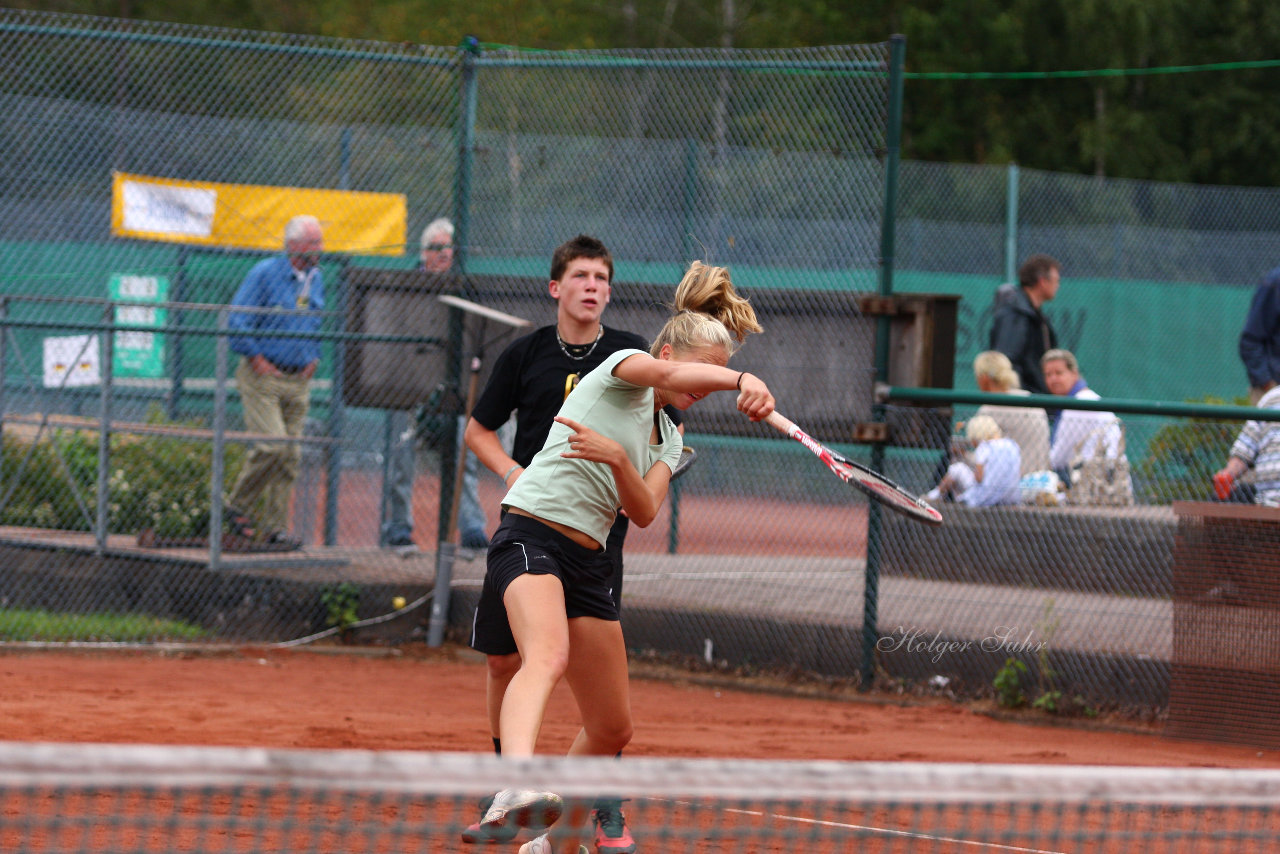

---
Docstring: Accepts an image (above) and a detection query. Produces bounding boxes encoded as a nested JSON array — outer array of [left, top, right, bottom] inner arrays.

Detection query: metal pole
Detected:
[[209, 309, 229, 572], [323, 257, 349, 546], [379, 411, 394, 546], [454, 37, 480, 274], [425, 39, 480, 646], [0, 297, 7, 461], [427, 305, 467, 647], [667, 478, 681, 554], [1004, 163, 1020, 284], [340, 127, 352, 191], [682, 138, 699, 263], [95, 305, 114, 553], [863, 33, 906, 692], [168, 246, 187, 420]]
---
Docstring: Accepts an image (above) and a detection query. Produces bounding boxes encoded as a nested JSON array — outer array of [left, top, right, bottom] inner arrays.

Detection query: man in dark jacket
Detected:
[[989, 254, 1060, 395], [1239, 265, 1280, 404]]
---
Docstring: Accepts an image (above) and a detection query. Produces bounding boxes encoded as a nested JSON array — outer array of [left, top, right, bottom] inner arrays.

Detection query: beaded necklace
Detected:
[[556, 324, 603, 361]]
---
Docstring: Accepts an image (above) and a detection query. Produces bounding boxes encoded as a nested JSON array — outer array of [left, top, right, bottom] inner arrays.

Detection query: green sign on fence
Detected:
[[109, 274, 168, 378]]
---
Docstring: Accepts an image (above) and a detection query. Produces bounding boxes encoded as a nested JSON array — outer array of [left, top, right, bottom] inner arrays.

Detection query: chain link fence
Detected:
[[2, 9, 1278, 730], [0, 9, 891, 648]]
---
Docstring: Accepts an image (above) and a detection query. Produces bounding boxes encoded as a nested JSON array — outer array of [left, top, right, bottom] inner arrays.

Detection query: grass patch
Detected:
[[0, 609, 209, 642]]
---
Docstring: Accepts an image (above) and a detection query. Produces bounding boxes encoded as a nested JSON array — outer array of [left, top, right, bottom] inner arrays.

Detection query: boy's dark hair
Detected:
[[550, 234, 613, 284], [1018, 254, 1060, 290]]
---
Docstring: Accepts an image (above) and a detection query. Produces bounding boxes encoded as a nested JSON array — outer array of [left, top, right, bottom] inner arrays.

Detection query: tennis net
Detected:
[[2, 742, 1278, 853]]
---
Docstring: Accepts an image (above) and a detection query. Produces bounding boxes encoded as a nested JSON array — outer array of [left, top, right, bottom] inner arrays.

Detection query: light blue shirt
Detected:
[[959, 437, 1022, 506], [228, 255, 324, 369]]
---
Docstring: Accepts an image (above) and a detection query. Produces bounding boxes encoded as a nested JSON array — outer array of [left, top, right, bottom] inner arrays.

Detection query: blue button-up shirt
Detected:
[[228, 254, 324, 369]]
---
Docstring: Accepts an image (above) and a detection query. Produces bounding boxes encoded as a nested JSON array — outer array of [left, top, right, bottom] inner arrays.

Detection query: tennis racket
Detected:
[[764, 411, 943, 526], [669, 445, 698, 483]]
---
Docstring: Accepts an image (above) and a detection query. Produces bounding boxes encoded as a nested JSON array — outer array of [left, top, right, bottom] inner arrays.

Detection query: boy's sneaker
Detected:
[[592, 801, 637, 854], [465, 789, 562, 843], [520, 834, 588, 854]]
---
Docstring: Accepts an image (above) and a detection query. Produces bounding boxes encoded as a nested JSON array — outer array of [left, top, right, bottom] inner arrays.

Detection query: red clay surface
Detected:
[[0, 645, 1273, 769]]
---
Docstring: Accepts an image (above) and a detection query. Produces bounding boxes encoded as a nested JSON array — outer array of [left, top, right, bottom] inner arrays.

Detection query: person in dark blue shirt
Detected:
[[225, 214, 325, 550], [1239, 265, 1280, 404]]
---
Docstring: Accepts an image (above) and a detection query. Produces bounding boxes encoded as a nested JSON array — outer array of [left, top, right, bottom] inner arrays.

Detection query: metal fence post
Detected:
[[168, 246, 187, 421], [323, 257, 349, 546], [95, 304, 114, 553], [0, 297, 7, 460], [1004, 162, 1020, 285], [209, 309, 229, 573], [428, 39, 481, 648], [682, 137, 699, 263], [454, 36, 480, 274], [863, 33, 907, 691]]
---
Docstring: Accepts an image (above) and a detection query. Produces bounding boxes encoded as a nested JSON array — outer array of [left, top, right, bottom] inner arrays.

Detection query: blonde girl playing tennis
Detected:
[[470, 261, 773, 854]]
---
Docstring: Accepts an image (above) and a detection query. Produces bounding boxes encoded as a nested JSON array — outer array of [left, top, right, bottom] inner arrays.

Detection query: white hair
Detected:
[[284, 214, 321, 247], [965, 414, 1003, 442], [421, 217, 454, 247]]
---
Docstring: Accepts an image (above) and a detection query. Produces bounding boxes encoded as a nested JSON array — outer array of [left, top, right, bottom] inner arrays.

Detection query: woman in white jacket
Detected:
[[1042, 349, 1131, 502]]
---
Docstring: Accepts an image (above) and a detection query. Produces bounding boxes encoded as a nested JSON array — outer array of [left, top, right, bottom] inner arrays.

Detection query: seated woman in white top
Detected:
[[1041, 348, 1126, 473], [971, 350, 1051, 475], [927, 415, 1022, 506]]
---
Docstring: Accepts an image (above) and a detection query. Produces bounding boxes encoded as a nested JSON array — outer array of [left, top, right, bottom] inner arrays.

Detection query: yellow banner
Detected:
[[110, 172, 406, 256]]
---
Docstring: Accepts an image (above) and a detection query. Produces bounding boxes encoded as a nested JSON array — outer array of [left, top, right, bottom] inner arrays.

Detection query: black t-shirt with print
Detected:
[[471, 324, 683, 468]]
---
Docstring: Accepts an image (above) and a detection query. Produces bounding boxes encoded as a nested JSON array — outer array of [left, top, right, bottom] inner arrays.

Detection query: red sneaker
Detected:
[[592, 802, 636, 854]]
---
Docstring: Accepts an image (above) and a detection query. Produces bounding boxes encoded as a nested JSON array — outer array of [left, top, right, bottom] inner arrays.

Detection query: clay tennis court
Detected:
[[1, 644, 1272, 769]]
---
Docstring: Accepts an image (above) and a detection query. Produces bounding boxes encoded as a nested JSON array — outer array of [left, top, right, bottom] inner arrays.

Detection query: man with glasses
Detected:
[[382, 218, 492, 555]]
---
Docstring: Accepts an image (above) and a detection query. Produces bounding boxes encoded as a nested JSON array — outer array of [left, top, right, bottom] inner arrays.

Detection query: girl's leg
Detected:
[[500, 573, 572, 757], [563, 616, 633, 757], [536, 617, 631, 854], [476, 574, 572, 843]]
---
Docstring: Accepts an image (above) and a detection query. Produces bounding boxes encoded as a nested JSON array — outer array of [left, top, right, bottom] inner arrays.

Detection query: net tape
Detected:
[[3, 742, 1279, 804], [5, 744, 1280, 854]]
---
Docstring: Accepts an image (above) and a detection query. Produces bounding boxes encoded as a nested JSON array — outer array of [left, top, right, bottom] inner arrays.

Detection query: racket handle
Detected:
[[764, 410, 799, 437]]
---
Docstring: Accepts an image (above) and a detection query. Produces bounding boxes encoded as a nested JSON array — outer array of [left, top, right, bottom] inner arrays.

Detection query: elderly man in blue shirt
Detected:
[[225, 214, 325, 550]]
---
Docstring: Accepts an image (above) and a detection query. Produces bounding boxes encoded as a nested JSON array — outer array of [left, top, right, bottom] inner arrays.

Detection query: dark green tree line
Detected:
[[11, 0, 1280, 185]]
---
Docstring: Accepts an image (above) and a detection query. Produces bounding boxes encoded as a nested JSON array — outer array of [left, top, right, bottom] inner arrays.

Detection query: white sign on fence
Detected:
[[43, 334, 101, 388]]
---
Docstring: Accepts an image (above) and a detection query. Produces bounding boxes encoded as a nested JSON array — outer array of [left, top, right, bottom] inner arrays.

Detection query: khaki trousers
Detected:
[[227, 357, 311, 533]]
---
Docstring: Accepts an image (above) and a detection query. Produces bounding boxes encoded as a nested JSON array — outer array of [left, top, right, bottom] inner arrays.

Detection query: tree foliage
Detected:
[[10, 0, 1280, 185]]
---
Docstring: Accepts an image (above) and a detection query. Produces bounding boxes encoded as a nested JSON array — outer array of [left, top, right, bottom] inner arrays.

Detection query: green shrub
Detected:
[[1, 406, 243, 539], [1134, 396, 1242, 503], [993, 657, 1028, 708]]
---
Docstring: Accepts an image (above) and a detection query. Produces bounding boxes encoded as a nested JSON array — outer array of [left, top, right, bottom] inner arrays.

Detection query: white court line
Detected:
[[644, 797, 1067, 854]]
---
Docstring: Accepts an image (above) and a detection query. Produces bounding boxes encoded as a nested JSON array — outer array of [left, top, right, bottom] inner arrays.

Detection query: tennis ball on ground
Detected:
[[392, 596, 407, 610]]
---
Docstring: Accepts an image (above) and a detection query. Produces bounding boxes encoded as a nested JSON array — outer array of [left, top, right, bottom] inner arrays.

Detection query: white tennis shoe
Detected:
[[519, 833, 588, 854], [479, 789, 564, 837]]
